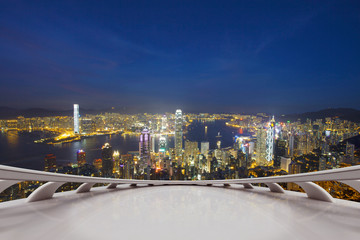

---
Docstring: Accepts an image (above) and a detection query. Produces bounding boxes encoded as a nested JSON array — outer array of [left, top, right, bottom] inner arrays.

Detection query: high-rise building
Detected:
[[201, 142, 209, 156], [184, 140, 199, 164], [113, 150, 121, 177], [280, 157, 291, 172], [175, 109, 183, 157], [346, 142, 355, 164], [265, 116, 275, 163], [44, 154, 56, 172], [161, 115, 167, 132], [74, 104, 79, 134], [101, 143, 113, 177], [256, 128, 267, 165], [122, 154, 134, 179], [216, 132, 222, 149], [77, 149, 86, 167], [139, 128, 151, 169], [159, 135, 167, 153], [274, 139, 286, 168], [93, 159, 102, 170]]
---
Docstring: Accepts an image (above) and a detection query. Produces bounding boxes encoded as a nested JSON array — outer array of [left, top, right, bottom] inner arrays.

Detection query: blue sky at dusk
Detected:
[[0, 0, 360, 114]]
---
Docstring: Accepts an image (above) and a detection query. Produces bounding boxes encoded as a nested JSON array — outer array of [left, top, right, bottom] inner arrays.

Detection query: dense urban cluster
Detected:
[[1, 104, 360, 202]]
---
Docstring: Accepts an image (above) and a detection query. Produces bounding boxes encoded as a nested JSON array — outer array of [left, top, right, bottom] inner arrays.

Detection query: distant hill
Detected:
[[279, 108, 360, 123], [0, 107, 119, 119]]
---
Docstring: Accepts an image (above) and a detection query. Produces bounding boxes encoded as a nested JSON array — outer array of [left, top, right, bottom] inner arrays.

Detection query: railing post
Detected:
[[265, 183, 285, 193], [295, 182, 333, 202], [243, 183, 254, 189], [76, 183, 96, 193], [27, 182, 65, 202]]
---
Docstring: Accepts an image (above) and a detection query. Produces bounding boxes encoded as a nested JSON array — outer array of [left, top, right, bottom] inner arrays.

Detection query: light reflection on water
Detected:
[[0, 120, 243, 171]]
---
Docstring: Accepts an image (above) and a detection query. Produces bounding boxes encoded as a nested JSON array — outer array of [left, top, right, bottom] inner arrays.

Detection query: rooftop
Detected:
[[1, 184, 360, 240]]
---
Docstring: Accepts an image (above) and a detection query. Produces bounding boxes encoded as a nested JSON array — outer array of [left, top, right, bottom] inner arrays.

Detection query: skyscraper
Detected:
[[175, 109, 183, 157], [101, 143, 113, 177], [77, 149, 86, 167], [256, 128, 267, 165], [266, 116, 275, 163], [139, 128, 151, 169], [161, 115, 167, 132], [159, 135, 167, 153], [74, 104, 79, 134], [201, 142, 209, 156], [44, 154, 56, 172]]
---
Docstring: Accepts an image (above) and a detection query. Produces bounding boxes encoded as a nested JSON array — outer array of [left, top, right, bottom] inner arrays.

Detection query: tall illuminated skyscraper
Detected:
[[139, 128, 151, 169], [175, 109, 183, 157], [101, 143, 113, 177], [74, 104, 79, 134], [266, 116, 276, 163], [161, 115, 167, 132], [256, 128, 267, 165]]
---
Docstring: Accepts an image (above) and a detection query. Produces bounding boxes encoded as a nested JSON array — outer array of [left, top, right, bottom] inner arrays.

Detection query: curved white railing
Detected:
[[1, 164, 360, 203]]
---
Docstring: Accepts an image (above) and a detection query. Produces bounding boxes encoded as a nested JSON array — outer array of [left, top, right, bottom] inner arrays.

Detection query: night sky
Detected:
[[1, 0, 360, 114]]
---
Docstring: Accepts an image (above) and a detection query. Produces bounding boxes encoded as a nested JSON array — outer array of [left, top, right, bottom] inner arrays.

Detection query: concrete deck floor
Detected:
[[1, 184, 360, 240]]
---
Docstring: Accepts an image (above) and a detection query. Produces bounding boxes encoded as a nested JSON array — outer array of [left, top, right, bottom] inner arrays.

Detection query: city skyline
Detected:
[[1, 1, 360, 113]]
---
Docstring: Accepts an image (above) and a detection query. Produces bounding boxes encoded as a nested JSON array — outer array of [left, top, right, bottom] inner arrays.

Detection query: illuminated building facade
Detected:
[[266, 116, 275, 163], [44, 154, 56, 172], [175, 109, 183, 157], [73, 104, 79, 134], [113, 150, 121, 177], [201, 141, 209, 156], [77, 150, 86, 167], [161, 115, 167, 132], [139, 128, 151, 169], [184, 140, 199, 165], [159, 135, 167, 153], [101, 143, 113, 177], [256, 128, 267, 165]]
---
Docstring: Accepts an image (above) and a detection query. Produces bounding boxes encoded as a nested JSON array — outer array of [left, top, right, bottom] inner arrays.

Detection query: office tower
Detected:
[[93, 159, 102, 170], [274, 139, 286, 168], [287, 162, 301, 191], [216, 132, 222, 149], [266, 116, 275, 163], [77, 150, 86, 167], [201, 142, 209, 156], [122, 154, 134, 179], [113, 150, 120, 177], [319, 156, 327, 171], [175, 109, 183, 157], [161, 115, 167, 132], [345, 142, 355, 164], [159, 135, 167, 153], [101, 143, 114, 177], [280, 157, 292, 172], [139, 128, 151, 169], [44, 154, 56, 172], [74, 104, 79, 134], [151, 134, 156, 153], [184, 140, 199, 164], [288, 133, 295, 157], [256, 128, 267, 165]]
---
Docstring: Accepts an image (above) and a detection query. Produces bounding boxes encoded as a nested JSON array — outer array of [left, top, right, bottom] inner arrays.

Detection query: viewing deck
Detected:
[[1, 165, 360, 240], [1, 184, 360, 240]]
